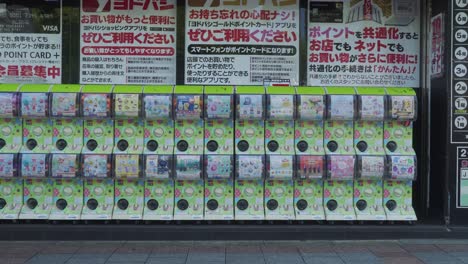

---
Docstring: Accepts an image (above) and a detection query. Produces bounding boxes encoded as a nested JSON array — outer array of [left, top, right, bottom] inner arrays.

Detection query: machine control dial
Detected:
[[386, 141, 397, 152], [86, 140, 98, 151], [26, 139, 37, 150], [177, 141, 189, 152], [0, 139, 6, 150], [86, 199, 98, 210], [207, 199, 219, 210], [266, 199, 279, 210], [236, 199, 249, 210], [297, 141, 309, 152], [56, 139, 67, 151], [146, 140, 158, 152], [56, 199, 68, 210], [356, 141, 368, 152], [27, 198, 38, 210], [117, 140, 129, 151], [356, 199, 367, 211], [0, 198, 6, 209], [327, 141, 338, 152], [296, 199, 308, 211], [267, 141, 279, 152], [117, 199, 129, 210], [386, 200, 397, 211], [177, 199, 189, 211], [237, 140, 249, 152], [207, 140, 219, 152], [326, 200, 338, 211], [147, 199, 159, 210]]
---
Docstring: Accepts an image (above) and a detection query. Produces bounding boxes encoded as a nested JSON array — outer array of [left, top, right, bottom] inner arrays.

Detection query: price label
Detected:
[[456, 97, 468, 110], [455, 116, 468, 129], [456, 81, 468, 95], [456, 0, 468, 8], [455, 64, 468, 77], [456, 12, 468, 25], [456, 47, 468, 60]]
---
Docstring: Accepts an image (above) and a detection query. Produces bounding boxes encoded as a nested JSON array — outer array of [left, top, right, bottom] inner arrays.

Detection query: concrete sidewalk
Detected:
[[3, 240, 468, 264]]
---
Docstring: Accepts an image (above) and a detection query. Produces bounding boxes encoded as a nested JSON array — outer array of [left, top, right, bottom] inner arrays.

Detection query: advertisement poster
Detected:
[[308, 0, 420, 87], [431, 13, 444, 78], [185, 0, 300, 85], [0, 0, 62, 84], [80, 0, 177, 84]]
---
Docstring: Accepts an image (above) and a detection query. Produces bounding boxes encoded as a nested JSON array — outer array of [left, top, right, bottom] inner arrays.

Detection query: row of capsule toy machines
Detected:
[[0, 84, 417, 222]]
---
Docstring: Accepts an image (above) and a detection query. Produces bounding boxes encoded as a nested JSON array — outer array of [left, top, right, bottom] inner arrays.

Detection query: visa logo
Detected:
[[42, 25, 59, 32]]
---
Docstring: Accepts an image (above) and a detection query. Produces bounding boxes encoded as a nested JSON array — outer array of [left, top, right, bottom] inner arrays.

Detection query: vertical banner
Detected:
[[80, 0, 177, 84], [307, 0, 420, 87], [185, 0, 300, 85], [0, 0, 62, 84], [431, 13, 444, 78]]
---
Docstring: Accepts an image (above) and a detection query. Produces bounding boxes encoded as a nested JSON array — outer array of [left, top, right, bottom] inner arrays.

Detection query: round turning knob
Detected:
[[356, 141, 368, 152], [356, 199, 367, 211], [86, 140, 98, 151], [147, 199, 159, 210], [177, 199, 189, 210], [0, 139, 6, 150], [117, 140, 129, 151], [117, 199, 129, 210], [56, 199, 68, 210], [267, 199, 279, 210], [207, 199, 219, 211], [207, 140, 219, 152], [146, 140, 158, 152], [326, 200, 338, 211], [386, 200, 397, 211], [26, 139, 37, 151], [267, 141, 279, 152], [386, 141, 398, 152], [297, 141, 308, 152], [56, 139, 68, 151], [86, 199, 98, 210], [236, 199, 248, 210], [327, 141, 338, 153], [27, 198, 38, 210], [177, 141, 189, 152], [237, 140, 249, 152], [0, 198, 7, 210], [296, 199, 308, 211]]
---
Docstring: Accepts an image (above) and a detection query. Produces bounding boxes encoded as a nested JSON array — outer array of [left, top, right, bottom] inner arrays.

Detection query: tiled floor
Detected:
[[2, 240, 468, 264]]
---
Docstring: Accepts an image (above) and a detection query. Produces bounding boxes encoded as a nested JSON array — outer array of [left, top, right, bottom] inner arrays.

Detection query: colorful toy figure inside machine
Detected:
[[294, 86, 327, 220], [113, 154, 144, 220], [323, 87, 357, 221], [173, 86, 204, 155], [19, 153, 52, 219], [173, 155, 204, 220], [143, 85, 174, 155], [0, 84, 22, 220], [235, 86, 265, 155], [80, 154, 113, 220], [235, 155, 265, 220], [353, 87, 387, 221], [143, 154, 174, 221], [383, 88, 418, 221]]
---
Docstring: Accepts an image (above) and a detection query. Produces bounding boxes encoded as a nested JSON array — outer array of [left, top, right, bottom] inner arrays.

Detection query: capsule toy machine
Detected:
[[173, 155, 204, 221], [81, 85, 114, 154], [204, 155, 234, 220], [143, 85, 174, 155], [353, 87, 387, 221], [173, 86, 204, 155], [48, 154, 82, 220], [19, 153, 52, 219], [323, 87, 357, 221], [112, 154, 143, 220], [143, 155, 174, 221], [235, 155, 265, 220], [0, 84, 22, 154], [264, 155, 295, 220], [235, 86, 265, 155], [0, 84, 22, 220], [49, 85, 83, 220], [383, 88, 418, 221], [80, 154, 113, 220], [204, 86, 234, 155], [265, 86, 295, 155], [20, 84, 52, 153], [294, 86, 326, 220]]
